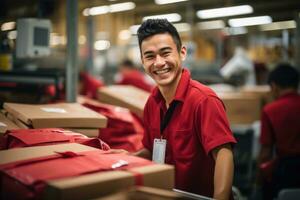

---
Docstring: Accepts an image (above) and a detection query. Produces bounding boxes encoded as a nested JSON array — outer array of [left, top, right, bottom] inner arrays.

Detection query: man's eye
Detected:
[[162, 52, 170, 57], [145, 55, 154, 60]]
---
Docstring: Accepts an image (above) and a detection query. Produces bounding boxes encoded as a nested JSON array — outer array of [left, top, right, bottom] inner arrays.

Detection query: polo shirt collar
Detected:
[[153, 68, 190, 105]]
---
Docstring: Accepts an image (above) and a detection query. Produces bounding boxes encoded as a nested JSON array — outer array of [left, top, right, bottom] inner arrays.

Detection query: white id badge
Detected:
[[152, 138, 167, 164]]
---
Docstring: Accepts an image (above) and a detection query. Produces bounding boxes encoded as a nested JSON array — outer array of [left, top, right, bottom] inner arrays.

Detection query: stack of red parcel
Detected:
[[0, 143, 174, 200]]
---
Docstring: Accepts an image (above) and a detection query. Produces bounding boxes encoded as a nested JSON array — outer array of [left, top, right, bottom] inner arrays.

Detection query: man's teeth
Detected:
[[156, 68, 169, 74]]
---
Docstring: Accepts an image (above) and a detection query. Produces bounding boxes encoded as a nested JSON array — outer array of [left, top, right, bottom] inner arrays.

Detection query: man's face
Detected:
[[140, 33, 186, 88]]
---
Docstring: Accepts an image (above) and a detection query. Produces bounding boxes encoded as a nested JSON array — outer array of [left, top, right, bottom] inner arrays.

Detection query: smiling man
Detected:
[[134, 19, 236, 200]]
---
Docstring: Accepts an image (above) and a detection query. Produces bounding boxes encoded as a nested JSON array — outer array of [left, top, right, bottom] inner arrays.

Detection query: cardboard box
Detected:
[[97, 186, 207, 200], [67, 128, 99, 137], [0, 143, 97, 165], [0, 143, 174, 200], [97, 85, 150, 118], [218, 92, 261, 124], [0, 112, 19, 134], [5, 111, 31, 129], [3, 103, 107, 129], [239, 85, 273, 106], [44, 164, 174, 200]]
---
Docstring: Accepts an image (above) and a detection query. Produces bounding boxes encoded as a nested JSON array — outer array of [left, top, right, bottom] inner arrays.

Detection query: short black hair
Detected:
[[137, 19, 182, 52], [268, 63, 299, 89]]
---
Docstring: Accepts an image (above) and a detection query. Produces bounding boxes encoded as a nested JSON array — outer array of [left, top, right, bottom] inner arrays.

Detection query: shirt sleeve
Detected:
[[197, 95, 237, 155], [260, 109, 274, 145]]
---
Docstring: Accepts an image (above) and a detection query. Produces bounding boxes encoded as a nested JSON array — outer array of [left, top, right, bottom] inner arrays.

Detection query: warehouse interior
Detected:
[[0, 0, 300, 199]]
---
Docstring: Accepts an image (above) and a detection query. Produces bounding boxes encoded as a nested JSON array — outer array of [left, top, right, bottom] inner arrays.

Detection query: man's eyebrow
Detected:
[[143, 50, 154, 56], [143, 46, 173, 56], [159, 47, 172, 52]]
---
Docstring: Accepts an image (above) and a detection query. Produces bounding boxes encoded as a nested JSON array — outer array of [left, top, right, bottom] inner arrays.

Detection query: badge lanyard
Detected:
[[160, 100, 178, 138], [152, 101, 178, 164]]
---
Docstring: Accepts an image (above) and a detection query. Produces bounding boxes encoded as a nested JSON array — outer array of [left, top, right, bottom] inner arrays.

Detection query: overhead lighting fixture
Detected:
[[155, 0, 189, 5], [174, 23, 191, 32], [83, 2, 135, 16], [223, 27, 248, 36], [260, 20, 296, 31], [94, 40, 110, 51], [110, 2, 136, 13], [197, 5, 253, 19], [118, 29, 131, 40], [143, 13, 181, 22], [197, 20, 225, 30], [229, 16, 272, 27], [83, 6, 109, 16], [1, 21, 16, 31]]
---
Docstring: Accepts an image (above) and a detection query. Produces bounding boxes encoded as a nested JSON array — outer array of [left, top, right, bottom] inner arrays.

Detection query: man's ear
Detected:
[[270, 82, 278, 91], [180, 46, 187, 61], [270, 82, 280, 98]]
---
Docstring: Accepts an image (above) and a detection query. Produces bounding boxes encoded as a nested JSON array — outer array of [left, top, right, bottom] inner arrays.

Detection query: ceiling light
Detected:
[[260, 20, 296, 31], [83, 6, 109, 16], [1, 21, 16, 31], [155, 0, 189, 5], [223, 27, 248, 35], [143, 13, 181, 22], [83, 2, 135, 16], [110, 2, 136, 13], [197, 5, 253, 19], [119, 30, 131, 40], [197, 20, 225, 30], [229, 16, 272, 27], [173, 23, 191, 32], [94, 40, 110, 51]]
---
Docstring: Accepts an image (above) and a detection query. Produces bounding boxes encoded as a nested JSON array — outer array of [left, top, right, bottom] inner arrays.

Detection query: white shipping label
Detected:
[[0, 122, 7, 127], [41, 108, 67, 113], [152, 138, 167, 164]]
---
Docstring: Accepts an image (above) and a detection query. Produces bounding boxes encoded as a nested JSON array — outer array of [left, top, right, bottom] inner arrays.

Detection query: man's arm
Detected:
[[132, 148, 152, 160], [212, 143, 234, 200]]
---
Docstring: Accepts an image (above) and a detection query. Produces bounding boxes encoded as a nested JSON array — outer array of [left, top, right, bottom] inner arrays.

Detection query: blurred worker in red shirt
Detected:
[[115, 59, 154, 92], [258, 63, 300, 199], [79, 71, 104, 99]]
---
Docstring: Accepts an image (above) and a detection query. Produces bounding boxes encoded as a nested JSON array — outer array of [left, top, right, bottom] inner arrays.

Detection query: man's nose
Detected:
[[153, 55, 165, 68]]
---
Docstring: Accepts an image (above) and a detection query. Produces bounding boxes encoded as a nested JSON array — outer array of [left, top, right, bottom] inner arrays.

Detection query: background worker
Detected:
[[258, 63, 300, 199], [115, 59, 154, 92]]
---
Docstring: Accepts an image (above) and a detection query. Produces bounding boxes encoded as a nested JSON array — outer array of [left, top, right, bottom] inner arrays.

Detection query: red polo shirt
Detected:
[[142, 68, 236, 197], [260, 92, 300, 157]]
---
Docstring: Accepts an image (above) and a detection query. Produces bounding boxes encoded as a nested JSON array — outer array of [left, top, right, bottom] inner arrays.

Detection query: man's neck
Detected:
[[159, 71, 182, 108]]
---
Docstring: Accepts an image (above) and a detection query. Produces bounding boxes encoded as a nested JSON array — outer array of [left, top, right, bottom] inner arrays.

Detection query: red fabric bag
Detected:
[[0, 150, 152, 200], [0, 128, 110, 150], [80, 72, 104, 99], [81, 100, 144, 152]]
